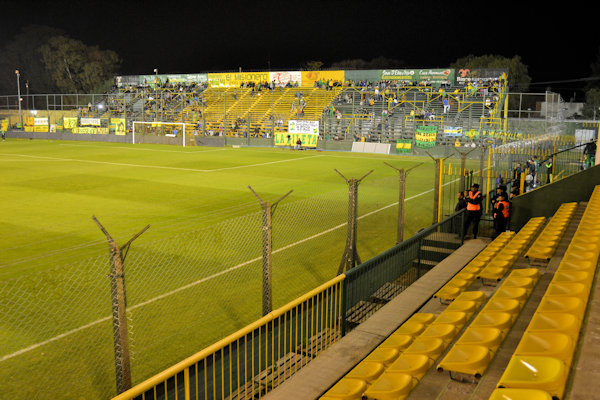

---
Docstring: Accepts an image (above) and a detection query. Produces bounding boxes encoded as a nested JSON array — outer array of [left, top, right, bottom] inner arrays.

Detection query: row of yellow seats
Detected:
[[321, 291, 487, 400], [525, 202, 577, 261], [493, 191, 600, 400], [479, 217, 546, 281], [434, 232, 515, 303], [436, 267, 541, 380]]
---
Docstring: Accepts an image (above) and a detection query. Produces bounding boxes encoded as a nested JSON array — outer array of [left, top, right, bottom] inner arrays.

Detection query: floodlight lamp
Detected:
[[15, 69, 19, 75], [30, 110, 37, 115]]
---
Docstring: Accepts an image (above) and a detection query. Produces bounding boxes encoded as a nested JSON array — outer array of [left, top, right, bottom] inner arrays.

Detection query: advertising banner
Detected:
[[269, 71, 302, 86], [415, 125, 437, 148], [456, 68, 508, 85], [444, 126, 463, 137], [207, 72, 270, 87], [381, 69, 454, 85], [274, 132, 318, 148], [288, 120, 319, 135], [0, 119, 8, 132], [34, 117, 48, 126], [80, 118, 101, 126], [73, 127, 109, 134], [109, 118, 126, 135], [300, 70, 345, 87]]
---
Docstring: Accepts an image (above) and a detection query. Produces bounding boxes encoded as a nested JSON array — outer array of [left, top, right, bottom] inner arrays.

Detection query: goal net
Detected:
[[132, 121, 196, 147]]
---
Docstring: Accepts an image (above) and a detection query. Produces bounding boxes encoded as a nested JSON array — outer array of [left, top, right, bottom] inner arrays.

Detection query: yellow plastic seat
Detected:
[[536, 296, 585, 318], [509, 268, 540, 280], [544, 282, 587, 299], [434, 286, 462, 301], [433, 311, 468, 330], [493, 287, 528, 302], [489, 388, 553, 400], [551, 270, 592, 289], [471, 311, 513, 331], [562, 251, 597, 264], [404, 337, 446, 359], [456, 327, 503, 351], [483, 298, 522, 317], [559, 258, 597, 272], [344, 361, 386, 384], [363, 372, 416, 400], [379, 334, 414, 351], [514, 332, 574, 364], [461, 265, 483, 275], [447, 278, 470, 290], [497, 356, 567, 399], [321, 377, 368, 399], [406, 313, 436, 325], [454, 291, 486, 306], [479, 267, 510, 281], [420, 323, 459, 343], [502, 277, 536, 292], [392, 322, 426, 337], [436, 344, 491, 377], [445, 300, 478, 317], [526, 312, 581, 340], [364, 347, 399, 366], [387, 354, 433, 379]]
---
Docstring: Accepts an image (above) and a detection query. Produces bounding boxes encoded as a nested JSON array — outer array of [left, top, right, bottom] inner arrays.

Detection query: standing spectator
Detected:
[[455, 191, 467, 212], [584, 139, 597, 169], [543, 157, 553, 184], [443, 97, 450, 114], [464, 184, 483, 239]]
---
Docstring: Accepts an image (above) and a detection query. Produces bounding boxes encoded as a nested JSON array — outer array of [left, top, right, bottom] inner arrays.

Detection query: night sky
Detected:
[[1, 0, 598, 94]]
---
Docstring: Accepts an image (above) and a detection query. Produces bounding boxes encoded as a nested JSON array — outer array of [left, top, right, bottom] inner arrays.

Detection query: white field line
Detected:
[[58, 143, 231, 154], [1, 153, 324, 172], [0, 175, 464, 363]]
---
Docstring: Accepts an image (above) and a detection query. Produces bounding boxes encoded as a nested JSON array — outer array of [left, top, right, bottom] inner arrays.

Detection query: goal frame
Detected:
[[132, 121, 190, 147]]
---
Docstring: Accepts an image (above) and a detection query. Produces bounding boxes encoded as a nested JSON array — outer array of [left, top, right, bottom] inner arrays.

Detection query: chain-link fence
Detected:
[[1, 169, 428, 400]]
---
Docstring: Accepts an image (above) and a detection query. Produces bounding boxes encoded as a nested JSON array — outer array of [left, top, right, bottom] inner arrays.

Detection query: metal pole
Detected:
[[15, 70, 22, 128], [385, 162, 423, 244], [335, 169, 373, 274], [249, 187, 293, 316], [92, 216, 149, 395]]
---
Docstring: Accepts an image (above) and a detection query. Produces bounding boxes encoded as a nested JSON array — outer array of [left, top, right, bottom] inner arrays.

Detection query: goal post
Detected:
[[131, 121, 196, 147]]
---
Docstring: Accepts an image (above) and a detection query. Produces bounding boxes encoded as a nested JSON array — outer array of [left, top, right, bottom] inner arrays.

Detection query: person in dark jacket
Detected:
[[455, 191, 467, 212]]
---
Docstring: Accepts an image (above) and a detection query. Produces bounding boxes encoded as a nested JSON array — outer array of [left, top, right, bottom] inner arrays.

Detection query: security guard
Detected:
[[464, 183, 483, 239], [493, 193, 510, 237]]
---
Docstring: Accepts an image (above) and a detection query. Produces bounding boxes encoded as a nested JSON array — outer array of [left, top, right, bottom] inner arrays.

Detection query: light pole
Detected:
[[153, 69, 158, 121], [15, 70, 23, 128]]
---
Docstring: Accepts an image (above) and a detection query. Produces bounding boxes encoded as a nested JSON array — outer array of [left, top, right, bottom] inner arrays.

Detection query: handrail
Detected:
[[111, 274, 345, 400]]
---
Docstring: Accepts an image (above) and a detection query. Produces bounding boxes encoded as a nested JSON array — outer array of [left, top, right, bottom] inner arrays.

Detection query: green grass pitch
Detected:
[[0, 139, 438, 399]]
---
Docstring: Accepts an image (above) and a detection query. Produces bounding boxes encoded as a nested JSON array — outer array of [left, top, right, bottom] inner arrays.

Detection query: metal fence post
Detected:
[[93, 216, 149, 394], [385, 162, 424, 244], [249, 187, 293, 316], [335, 169, 373, 275]]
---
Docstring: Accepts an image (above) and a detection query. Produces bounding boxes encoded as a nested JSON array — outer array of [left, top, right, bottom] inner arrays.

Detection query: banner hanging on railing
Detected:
[[415, 125, 437, 148], [396, 139, 412, 153]]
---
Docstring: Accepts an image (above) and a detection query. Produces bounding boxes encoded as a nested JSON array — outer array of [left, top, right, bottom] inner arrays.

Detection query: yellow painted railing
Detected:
[[112, 275, 345, 400]]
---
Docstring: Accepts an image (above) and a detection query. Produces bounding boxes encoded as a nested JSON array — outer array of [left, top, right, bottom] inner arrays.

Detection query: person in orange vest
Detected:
[[493, 193, 510, 238], [464, 183, 483, 239]]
